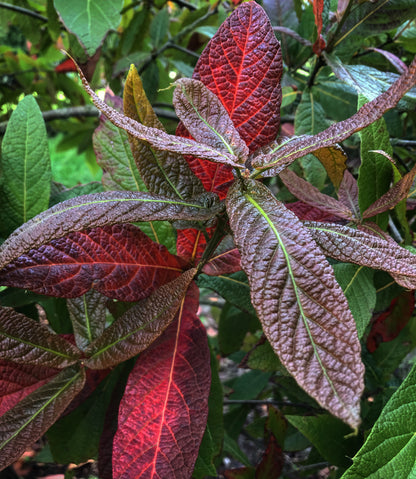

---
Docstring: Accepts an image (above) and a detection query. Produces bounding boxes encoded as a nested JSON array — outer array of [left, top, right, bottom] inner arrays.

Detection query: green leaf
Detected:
[[333, 264, 376, 339], [149, 8, 169, 48], [226, 180, 364, 428], [294, 89, 330, 135], [0, 365, 86, 470], [341, 363, 416, 478], [53, 0, 123, 56], [0, 306, 81, 368], [0, 95, 51, 235]]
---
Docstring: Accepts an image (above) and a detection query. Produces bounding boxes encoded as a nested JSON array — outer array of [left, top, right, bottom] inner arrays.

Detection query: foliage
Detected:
[[1, 0, 416, 478]]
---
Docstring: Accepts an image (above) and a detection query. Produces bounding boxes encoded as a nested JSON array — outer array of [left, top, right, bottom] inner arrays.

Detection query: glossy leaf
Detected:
[[0, 190, 222, 270], [305, 222, 416, 289], [226, 179, 364, 428], [173, 78, 249, 163], [0, 364, 86, 470], [0, 307, 80, 368], [67, 290, 107, 351], [0, 224, 185, 301], [84, 269, 197, 369], [123, 65, 204, 199], [113, 282, 211, 478], [0, 95, 51, 234], [341, 362, 416, 478]]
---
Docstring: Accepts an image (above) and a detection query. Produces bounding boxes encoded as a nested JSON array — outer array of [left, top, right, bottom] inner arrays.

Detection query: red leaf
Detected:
[[255, 435, 283, 479], [0, 224, 184, 301], [312, 0, 326, 55], [113, 283, 211, 478], [367, 291, 415, 353], [55, 58, 77, 73], [286, 201, 342, 222], [202, 247, 241, 276], [176, 228, 209, 264]]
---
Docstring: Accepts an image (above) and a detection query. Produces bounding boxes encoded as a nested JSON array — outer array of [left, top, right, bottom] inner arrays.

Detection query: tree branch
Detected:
[[0, 1, 47, 22]]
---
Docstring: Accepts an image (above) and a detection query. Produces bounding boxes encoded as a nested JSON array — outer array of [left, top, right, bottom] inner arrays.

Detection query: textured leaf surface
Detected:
[[338, 170, 359, 216], [226, 180, 364, 427], [0, 95, 51, 234], [202, 239, 241, 276], [0, 307, 80, 368], [0, 224, 185, 301], [312, 145, 347, 189], [0, 190, 222, 270], [123, 65, 204, 199], [295, 89, 329, 135], [67, 290, 107, 351], [84, 269, 196, 369], [341, 363, 416, 478], [305, 222, 416, 289], [113, 282, 210, 478], [253, 55, 416, 176], [0, 364, 85, 470], [54, 0, 123, 55], [173, 78, 249, 163]]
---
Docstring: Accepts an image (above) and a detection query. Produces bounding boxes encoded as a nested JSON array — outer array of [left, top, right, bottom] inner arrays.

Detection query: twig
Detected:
[[0, 1, 47, 22], [223, 399, 320, 409], [391, 139, 416, 147]]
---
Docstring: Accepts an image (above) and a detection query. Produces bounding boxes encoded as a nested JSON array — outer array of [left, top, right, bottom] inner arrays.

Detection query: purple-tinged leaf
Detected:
[[362, 164, 416, 219], [0, 307, 80, 368], [84, 269, 197, 369], [123, 65, 204, 199], [0, 190, 222, 270], [253, 55, 416, 176], [366, 48, 408, 75], [113, 282, 210, 478], [0, 364, 86, 470], [338, 170, 359, 218], [305, 222, 416, 289], [226, 180, 364, 428], [173, 78, 249, 164], [67, 290, 107, 351], [0, 224, 185, 301], [279, 169, 353, 220], [286, 201, 341, 222], [202, 237, 241, 276], [75, 62, 242, 169]]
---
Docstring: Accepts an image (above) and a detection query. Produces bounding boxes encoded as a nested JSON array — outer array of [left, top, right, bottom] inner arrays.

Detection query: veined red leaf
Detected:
[[253, 54, 416, 176], [312, 0, 327, 55], [176, 228, 210, 264], [173, 78, 249, 164], [84, 269, 197, 369], [113, 282, 211, 478], [286, 201, 341, 222], [123, 65, 204, 199], [0, 364, 86, 470], [0, 307, 80, 368], [305, 222, 416, 289], [0, 190, 222, 270], [226, 180, 364, 428], [202, 237, 241, 276], [0, 224, 185, 301], [337, 170, 359, 218], [0, 361, 58, 417]]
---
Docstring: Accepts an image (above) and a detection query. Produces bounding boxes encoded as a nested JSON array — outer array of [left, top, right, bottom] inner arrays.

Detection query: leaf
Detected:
[[123, 65, 204, 199], [0, 307, 80, 368], [226, 179, 364, 428], [173, 78, 249, 164], [366, 48, 408, 75], [305, 222, 416, 289], [253, 55, 416, 176], [113, 282, 211, 478], [54, 0, 123, 55], [0, 361, 58, 417], [149, 7, 169, 48], [338, 170, 359, 216], [0, 190, 222, 270], [285, 201, 341, 222], [341, 362, 416, 478], [255, 435, 284, 479], [67, 290, 107, 351], [312, 0, 328, 55], [311, 145, 347, 189], [84, 269, 197, 369], [0, 95, 51, 235], [202, 237, 241, 276], [0, 364, 86, 470], [294, 89, 330, 135], [0, 224, 186, 301]]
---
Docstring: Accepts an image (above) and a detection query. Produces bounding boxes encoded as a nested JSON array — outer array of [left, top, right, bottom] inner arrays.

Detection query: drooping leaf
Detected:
[[311, 145, 347, 189], [226, 179, 364, 428], [305, 222, 416, 289], [341, 362, 416, 478], [286, 201, 340, 222], [84, 269, 197, 369], [67, 290, 107, 351], [54, 0, 123, 55], [366, 47, 408, 74], [0, 307, 80, 368], [0, 95, 51, 235], [337, 170, 359, 217], [252, 55, 416, 176], [0, 364, 86, 470], [0, 190, 222, 270], [173, 78, 249, 163], [0, 224, 185, 301], [123, 65, 204, 199], [113, 282, 211, 478]]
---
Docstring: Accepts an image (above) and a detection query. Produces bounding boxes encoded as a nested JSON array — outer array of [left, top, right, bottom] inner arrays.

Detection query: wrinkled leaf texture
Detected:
[[226, 179, 364, 428], [113, 282, 210, 478], [0, 224, 185, 301]]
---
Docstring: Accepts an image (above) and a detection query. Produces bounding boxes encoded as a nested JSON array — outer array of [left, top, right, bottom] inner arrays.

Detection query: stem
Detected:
[[307, 55, 325, 88], [325, 0, 354, 52], [0, 1, 47, 22], [196, 215, 228, 274], [223, 399, 320, 409]]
